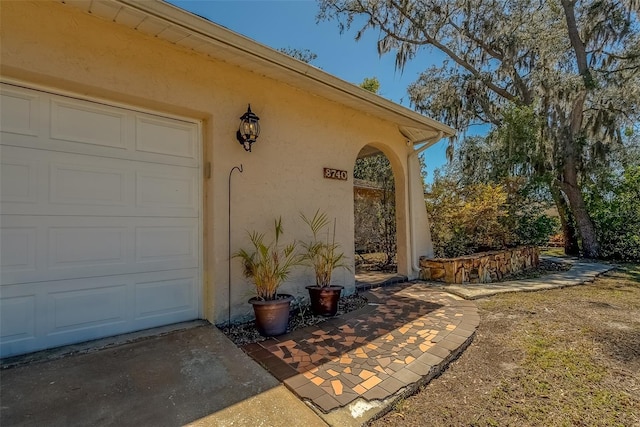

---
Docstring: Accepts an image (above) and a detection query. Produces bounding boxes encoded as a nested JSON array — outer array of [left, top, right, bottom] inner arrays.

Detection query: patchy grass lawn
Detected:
[[371, 263, 640, 427]]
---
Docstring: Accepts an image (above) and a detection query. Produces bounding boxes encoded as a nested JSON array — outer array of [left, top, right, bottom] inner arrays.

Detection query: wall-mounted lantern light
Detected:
[[236, 104, 260, 152]]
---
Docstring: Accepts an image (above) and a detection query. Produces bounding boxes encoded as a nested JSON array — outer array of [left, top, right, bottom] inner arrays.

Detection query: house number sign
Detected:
[[324, 168, 348, 181]]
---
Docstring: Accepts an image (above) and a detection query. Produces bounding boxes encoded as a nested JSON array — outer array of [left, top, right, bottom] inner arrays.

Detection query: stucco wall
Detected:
[[1, 1, 421, 325]]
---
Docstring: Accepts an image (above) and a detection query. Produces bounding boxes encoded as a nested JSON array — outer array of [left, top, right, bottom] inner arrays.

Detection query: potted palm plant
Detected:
[[234, 217, 300, 336], [300, 210, 351, 316]]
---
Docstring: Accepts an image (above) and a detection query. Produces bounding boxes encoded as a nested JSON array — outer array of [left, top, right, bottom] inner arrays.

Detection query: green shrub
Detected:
[[514, 214, 560, 247], [586, 165, 640, 261], [426, 176, 559, 257]]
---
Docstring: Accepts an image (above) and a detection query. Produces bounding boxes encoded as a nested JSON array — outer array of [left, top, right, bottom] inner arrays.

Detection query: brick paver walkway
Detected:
[[241, 283, 479, 413]]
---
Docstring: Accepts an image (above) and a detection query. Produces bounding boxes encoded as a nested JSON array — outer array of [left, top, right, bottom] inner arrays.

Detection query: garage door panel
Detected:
[[1, 84, 198, 168], [50, 98, 128, 150], [49, 226, 128, 269], [135, 226, 196, 263], [0, 295, 37, 343], [0, 269, 199, 356], [135, 115, 197, 159], [1, 135, 199, 168], [134, 276, 195, 319], [0, 157, 38, 204], [136, 171, 197, 210], [50, 162, 129, 207], [1, 217, 198, 286], [0, 227, 37, 274], [48, 284, 128, 333], [0, 83, 202, 358], [0, 88, 40, 137], [1, 145, 198, 217]]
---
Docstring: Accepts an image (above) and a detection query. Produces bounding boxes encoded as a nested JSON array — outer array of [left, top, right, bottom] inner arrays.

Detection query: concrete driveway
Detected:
[[0, 322, 326, 427]]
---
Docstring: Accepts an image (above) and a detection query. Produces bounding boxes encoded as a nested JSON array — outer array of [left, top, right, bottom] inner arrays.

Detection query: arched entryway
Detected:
[[353, 144, 404, 282]]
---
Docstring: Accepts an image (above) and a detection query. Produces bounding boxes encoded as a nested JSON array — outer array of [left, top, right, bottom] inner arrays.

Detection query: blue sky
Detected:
[[168, 0, 454, 180]]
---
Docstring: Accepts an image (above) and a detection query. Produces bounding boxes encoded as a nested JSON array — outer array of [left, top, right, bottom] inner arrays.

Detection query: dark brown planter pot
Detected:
[[306, 286, 343, 317], [249, 294, 293, 336]]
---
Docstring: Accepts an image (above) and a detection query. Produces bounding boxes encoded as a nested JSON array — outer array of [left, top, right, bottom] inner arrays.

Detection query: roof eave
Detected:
[[73, 0, 457, 139]]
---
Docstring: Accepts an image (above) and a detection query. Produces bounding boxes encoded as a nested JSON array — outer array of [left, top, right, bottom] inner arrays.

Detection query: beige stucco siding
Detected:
[[1, 1, 417, 324]]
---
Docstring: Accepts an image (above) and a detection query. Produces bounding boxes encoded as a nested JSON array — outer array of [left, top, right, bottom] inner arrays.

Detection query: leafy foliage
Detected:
[[300, 210, 351, 287], [585, 164, 640, 261], [278, 47, 318, 64], [426, 175, 559, 257], [233, 218, 300, 300], [359, 76, 381, 93], [426, 179, 507, 257], [514, 213, 561, 248]]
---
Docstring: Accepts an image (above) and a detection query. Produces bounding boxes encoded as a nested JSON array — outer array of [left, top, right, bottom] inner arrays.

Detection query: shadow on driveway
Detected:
[[0, 322, 326, 427]]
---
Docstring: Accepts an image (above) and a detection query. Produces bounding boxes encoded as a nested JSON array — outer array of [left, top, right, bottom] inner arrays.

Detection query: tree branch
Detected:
[[384, 0, 518, 103], [561, 0, 594, 86], [447, 18, 504, 60]]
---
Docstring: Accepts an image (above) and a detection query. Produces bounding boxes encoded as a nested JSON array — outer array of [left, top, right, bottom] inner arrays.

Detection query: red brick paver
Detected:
[[241, 283, 479, 413]]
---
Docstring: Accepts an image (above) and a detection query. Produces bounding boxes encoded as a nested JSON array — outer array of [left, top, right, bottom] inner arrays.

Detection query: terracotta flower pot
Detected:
[[306, 286, 343, 317], [249, 294, 293, 336]]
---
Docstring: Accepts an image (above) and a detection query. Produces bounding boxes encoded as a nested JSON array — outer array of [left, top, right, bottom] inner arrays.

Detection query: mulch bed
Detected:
[[219, 293, 368, 346]]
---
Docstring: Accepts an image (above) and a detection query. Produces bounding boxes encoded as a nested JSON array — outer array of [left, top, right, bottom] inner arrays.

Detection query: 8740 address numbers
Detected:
[[323, 168, 348, 181]]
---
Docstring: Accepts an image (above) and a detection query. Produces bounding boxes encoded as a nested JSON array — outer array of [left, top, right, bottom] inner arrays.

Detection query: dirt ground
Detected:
[[370, 263, 640, 427], [356, 252, 397, 272]]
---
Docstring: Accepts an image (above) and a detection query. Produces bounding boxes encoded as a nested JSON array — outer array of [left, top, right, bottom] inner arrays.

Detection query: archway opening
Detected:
[[353, 145, 397, 275]]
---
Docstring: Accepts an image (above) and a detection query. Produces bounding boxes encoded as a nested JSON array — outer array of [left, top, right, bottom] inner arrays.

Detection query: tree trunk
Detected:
[[560, 155, 600, 258], [550, 183, 580, 256], [561, 206, 581, 257], [557, 90, 600, 259]]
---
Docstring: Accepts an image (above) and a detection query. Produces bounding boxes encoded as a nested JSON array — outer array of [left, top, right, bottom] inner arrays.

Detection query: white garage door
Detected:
[[0, 83, 202, 358]]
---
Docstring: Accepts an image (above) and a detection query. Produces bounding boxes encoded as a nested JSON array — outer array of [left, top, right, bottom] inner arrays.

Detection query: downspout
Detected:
[[407, 131, 444, 274]]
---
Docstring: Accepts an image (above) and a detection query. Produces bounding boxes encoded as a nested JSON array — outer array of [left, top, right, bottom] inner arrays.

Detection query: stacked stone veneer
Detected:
[[419, 246, 540, 284]]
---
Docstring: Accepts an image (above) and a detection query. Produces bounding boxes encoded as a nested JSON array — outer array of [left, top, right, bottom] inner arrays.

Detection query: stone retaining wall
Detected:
[[419, 246, 539, 284]]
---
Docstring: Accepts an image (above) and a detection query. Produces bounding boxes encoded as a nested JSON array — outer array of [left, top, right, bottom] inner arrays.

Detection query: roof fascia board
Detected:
[[114, 0, 456, 137]]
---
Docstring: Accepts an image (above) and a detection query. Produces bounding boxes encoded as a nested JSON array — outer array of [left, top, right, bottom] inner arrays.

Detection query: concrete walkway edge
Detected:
[[430, 257, 615, 300]]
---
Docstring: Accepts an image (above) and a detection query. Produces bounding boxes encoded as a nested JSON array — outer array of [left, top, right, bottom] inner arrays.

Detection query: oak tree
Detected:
[[319, 0, 640, 257]]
